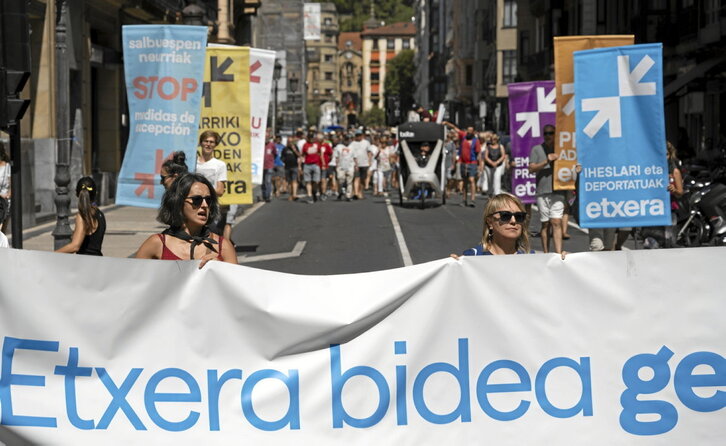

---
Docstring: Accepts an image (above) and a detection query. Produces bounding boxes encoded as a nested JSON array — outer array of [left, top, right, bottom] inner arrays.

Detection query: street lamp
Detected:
[[53, 0, 72, 249], [181, 2, 205, 26], [288, 73, 299, 128], [272, 61, 282, 136]]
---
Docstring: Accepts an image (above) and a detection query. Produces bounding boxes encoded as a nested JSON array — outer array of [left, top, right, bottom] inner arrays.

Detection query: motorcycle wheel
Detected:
[[680, 219, 705, 247]]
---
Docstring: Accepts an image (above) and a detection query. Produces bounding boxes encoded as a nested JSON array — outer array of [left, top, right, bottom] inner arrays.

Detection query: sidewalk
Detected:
[[21, 205, 163, 258]]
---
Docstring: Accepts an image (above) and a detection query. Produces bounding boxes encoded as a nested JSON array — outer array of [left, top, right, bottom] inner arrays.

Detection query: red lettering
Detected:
[[251, 116, 262, 129], [132, 77, 148, 100], [181, 78, 197, 101], [158, 77, 180, 100], [250, 60, 262, 83]]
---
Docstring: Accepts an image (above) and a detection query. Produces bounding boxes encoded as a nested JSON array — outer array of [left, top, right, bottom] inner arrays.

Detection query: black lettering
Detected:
[[202, 81, 211, 107], [211, 56, 234, 82]]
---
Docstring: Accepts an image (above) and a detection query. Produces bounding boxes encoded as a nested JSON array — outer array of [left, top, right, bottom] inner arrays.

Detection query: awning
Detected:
[[664, 54, 726, 98]]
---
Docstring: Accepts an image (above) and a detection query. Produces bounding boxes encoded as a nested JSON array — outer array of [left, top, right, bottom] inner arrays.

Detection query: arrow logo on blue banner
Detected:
[[516, 87, 555, 137], [582, 96, 621, 138], [617, 55, 656, 97], [582, 54, 656, 139]]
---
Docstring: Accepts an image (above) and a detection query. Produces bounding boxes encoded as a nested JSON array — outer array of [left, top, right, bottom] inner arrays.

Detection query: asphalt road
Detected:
[[230, 189, 599, 275]]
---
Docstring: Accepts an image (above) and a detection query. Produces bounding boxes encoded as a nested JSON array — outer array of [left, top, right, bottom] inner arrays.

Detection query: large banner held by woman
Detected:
[[0, 247, 724, 444], [553, 35, 633, 191], [507, 81, 556, 204], [574, 44, 670, 228], [117, 25, 207, 208]]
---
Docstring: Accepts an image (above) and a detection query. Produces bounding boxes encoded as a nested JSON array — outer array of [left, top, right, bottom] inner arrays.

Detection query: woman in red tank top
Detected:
[[135, 173, 237, 268]]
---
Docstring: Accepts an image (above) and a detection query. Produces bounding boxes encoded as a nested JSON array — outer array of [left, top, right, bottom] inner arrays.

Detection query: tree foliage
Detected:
[[384, 49, 415, 112], [360, 106, 385, 127], [311, 0, 414, 32]]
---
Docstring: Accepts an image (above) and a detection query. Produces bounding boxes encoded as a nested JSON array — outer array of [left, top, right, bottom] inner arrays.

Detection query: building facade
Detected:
[[338, 31, 363, 128], [305, 2, 340, 125], [361, 21, 416, 112], [3, 0, 251, 229], [517, 0, 726, 155], [254, 0, 305, 131]]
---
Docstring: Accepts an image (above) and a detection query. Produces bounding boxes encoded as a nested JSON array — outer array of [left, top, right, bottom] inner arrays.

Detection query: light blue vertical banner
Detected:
[[575, 43, 670, 228], [117, 25, 207, 208]]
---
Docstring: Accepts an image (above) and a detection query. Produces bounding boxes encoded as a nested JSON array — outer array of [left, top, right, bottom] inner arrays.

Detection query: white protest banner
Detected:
[[249, 48, 276, 184], [0, 248, 724, 444]]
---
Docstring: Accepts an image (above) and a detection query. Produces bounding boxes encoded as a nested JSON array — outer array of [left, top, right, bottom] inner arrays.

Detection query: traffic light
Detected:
[[0, 0, 32, 130], [386, 96, 401, 126]]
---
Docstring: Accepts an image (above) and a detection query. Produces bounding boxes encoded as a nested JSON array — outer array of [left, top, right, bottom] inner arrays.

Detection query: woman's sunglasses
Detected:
[[490, 211, 527, 224], [186, 195, 212, 208]]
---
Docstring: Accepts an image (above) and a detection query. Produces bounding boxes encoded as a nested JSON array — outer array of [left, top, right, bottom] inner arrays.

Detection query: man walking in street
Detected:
[[301, 132, 324, 204], [350, 130, 371, 199], [281, 136, 301, 201], [334, 134, 357, 201], [528, 124, 565, 254], [444, 121, 481, 207]]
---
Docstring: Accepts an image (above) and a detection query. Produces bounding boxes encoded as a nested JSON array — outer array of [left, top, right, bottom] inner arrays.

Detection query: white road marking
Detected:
[[238, 241, 307, 264], [384, 196, 413, 267]]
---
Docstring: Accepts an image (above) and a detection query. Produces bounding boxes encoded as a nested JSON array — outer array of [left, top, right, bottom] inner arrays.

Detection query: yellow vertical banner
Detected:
[[553, 35, 634, 190], [200, 46, 251, 204]]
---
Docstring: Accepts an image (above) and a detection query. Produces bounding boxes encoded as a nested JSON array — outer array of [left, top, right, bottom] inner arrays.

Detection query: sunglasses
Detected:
[[490, 211, 527, 224], [544, 131, 555, 136], [186, 195, 212, 207]]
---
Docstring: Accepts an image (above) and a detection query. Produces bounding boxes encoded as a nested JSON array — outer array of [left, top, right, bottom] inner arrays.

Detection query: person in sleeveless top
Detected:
[[135, 172, 237, 268], [56, 177, 106, 256]]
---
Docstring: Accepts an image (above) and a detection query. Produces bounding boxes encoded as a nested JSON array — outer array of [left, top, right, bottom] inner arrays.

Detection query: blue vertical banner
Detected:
[[117, 25, 208, 208], [574, 43, 670, 228]]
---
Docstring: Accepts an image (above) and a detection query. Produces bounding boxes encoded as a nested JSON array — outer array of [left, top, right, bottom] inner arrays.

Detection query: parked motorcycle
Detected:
[[676, 163, 726, 247]]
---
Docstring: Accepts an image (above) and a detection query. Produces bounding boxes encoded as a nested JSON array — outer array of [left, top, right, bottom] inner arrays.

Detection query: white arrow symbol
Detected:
[[582, 96, 621, 138], [562, 83, 575, 116], [618, 55, 656, 97], [516, 112, 540, 138], [537, 87, 556, 112]]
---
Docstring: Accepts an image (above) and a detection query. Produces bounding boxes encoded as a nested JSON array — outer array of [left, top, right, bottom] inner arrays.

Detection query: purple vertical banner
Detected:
[[507, 81, 556, 203]]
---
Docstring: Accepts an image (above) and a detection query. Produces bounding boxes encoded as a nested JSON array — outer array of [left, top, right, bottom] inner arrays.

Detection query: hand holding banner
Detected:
[[575, 43, 670, 228]]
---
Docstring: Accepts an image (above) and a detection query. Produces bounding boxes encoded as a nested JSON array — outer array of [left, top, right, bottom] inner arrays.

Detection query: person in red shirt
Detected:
[[444, 121, 481, 207], [301, 132, 325, 203], [316, 133, 334, 200], [262, 137, 277, 202]]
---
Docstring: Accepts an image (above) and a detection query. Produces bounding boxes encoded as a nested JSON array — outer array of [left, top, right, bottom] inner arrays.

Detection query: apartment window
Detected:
[[704, 0, 719, 25], [502, 50, 517, 84], [402, 39, 411, 49], [503, 0, 517, 28], [371, 72, 380, 82], [323, 17, 332, 26], [326, 88, 334, 96], [387, 39, 395, 50], [465, 64, 473, 86], [372, 39, 379, 50], [520, 30, 530, 62], [324, 54, 333, 62], [325, 34, 333, 43], [325, 72, 333, 81]]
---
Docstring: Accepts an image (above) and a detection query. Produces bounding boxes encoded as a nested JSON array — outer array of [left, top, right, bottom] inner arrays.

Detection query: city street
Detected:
[[230, 189, 599, 275]]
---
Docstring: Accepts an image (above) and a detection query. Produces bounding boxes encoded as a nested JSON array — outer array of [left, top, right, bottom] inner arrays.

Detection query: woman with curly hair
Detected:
[[135, 172, 236, 268], [159, 151, 189, 190]]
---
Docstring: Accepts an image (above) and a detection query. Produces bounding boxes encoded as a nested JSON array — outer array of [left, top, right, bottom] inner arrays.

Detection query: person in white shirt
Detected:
[[349, 130, 371, 199], [197, 130, 227, 234], [334, 135, 357, 201]]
